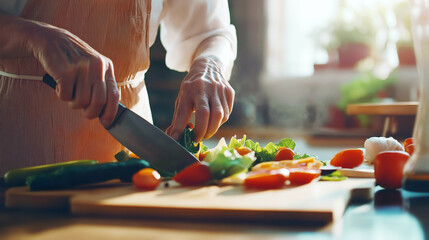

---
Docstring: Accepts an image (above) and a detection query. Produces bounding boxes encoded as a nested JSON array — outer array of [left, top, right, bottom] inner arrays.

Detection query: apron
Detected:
[[0, 0, 153, 175]]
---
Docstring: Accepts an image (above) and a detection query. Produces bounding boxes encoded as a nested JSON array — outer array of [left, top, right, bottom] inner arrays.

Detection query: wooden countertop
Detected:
[[2, 187, 429, 240], [347, 102, 419, 116], [2, 135, 429, 240]]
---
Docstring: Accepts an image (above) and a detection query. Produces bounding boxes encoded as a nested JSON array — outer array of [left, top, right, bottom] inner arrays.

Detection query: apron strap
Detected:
[[0, 70, 43, 81]]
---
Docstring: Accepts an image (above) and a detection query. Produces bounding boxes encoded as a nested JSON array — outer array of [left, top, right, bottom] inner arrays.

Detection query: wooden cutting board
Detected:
[[5, 178, 374, 225]]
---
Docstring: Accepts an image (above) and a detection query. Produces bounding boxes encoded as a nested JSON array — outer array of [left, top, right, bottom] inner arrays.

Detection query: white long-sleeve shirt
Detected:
[[0, 0, 237, 72]]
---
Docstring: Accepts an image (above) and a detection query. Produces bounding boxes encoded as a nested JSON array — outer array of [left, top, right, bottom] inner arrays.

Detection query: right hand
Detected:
[[27, 21, 120, 127]]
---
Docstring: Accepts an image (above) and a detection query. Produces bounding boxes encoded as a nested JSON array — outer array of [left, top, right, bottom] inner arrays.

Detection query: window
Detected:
[[260, 0, 417, 132]]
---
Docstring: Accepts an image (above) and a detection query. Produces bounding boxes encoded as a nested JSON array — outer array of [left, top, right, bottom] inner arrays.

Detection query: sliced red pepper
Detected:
[[172, 162, 212, 186], [330, 149, 364, 169], [288, 168, 321, 185], [244, 169, 289, 189]]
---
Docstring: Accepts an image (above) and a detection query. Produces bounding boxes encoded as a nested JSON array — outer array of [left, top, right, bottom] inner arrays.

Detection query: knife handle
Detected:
[[42, 73, 127, 129], [42, 74, 57, 89]]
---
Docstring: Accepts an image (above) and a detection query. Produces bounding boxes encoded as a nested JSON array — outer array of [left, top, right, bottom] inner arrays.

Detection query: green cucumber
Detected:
[[27, 160, 150, 191], [4, 160, 98, 187]]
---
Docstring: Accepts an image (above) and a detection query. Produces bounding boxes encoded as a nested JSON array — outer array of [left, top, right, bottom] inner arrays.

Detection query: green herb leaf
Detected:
[[114, 151, 129, 162], [277, 138, 296, 150], [114, 151, 139, 162], [178, 126, 201, 154], [320, 170, 347, 181]]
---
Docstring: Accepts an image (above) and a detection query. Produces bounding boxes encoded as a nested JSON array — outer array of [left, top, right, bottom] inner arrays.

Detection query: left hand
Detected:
[[166, 56, 235, 142]]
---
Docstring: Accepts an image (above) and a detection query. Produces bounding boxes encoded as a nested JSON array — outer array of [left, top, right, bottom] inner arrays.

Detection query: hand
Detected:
[[166, 56, 235, 142], [27, 21, 119, 127]]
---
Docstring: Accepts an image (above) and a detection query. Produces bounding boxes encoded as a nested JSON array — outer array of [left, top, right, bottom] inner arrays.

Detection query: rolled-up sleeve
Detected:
[[160, 0, 237, 72]]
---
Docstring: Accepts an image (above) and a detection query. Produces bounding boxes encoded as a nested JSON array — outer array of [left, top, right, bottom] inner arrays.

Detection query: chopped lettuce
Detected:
[[205, 135, 302, 174], [208, 149, 256, 180], [177, 130, 315, 181], [203, 137, 256, 180], [232, 135, 297, 165]]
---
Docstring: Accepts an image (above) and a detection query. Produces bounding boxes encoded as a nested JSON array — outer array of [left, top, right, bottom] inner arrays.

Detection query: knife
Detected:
[[42, 74, 198, 174]]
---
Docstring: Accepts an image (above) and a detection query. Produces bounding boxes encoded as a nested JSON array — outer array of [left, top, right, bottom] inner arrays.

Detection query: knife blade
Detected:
[[42, 74, 198, 174]]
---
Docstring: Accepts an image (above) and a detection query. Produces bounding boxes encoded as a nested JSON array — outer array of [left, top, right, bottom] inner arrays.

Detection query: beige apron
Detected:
[[0, 0, 153, 175]]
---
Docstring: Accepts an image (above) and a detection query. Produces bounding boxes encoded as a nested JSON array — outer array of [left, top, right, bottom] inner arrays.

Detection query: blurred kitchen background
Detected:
[[145, 0, 417, 144]]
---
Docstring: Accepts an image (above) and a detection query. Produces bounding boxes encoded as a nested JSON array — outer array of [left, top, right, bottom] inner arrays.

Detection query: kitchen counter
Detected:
[[1, 187, 428, 240], [1, 134, 428, 240]]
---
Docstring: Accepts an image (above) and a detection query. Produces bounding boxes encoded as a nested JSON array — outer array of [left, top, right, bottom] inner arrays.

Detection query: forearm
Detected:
[[0, 12, 36, 58], [192, 35, 235, 80]]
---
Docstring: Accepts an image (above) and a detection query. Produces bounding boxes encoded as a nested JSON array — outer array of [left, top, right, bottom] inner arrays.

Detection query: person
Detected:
[[0, 0, 237, 175]]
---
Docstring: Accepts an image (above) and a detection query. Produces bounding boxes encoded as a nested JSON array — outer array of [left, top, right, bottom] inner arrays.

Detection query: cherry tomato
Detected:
[[330, 149, 364, 168], [132, 168, 161, 190], [403, 137, 413, 149], [374, 151, 410, 189], [274, 147, 295, 161], [244, 169, 288, 189], [172, 162, 212, 186], [289, 168, 321, 185], [198, 151, 209, 161], [235, 147, 252, 156], [405, 144, 415, 155]]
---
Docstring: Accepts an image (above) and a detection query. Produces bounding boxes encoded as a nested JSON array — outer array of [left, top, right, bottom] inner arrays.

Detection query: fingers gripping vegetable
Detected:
[[165, 56, 235, 142], [133, 168, 162, 190], [4, 160, 98, 187], [330, 149, 364, 169], [374, 151, 410, 189]]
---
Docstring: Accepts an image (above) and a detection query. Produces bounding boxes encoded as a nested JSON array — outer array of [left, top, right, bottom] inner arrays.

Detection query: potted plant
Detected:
[[317, 3, 377, 69], [332, 71, 397, 129]]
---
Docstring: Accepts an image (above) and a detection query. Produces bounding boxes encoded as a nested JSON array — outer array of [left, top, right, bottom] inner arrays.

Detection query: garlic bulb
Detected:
[[364, 137, 404, 164]]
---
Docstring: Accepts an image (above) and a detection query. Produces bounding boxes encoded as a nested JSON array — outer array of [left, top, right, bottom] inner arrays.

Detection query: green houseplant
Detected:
[[317, 3, 377, 68]]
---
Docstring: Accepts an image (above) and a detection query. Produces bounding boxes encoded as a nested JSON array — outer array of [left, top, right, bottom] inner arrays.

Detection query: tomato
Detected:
[[374, 151, 410, 189], [403, 137, 413, 149], [235, 147, 252, 156], [274, 147, 295, 161], [330, 149, 364, 168], [172, 162, 212, 186], [132, 168, 161, 190], [244, 169, 288, 189], [405, 144, 415, 155], [289, 168, 321, 185], [198, 151, 209, 161]]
